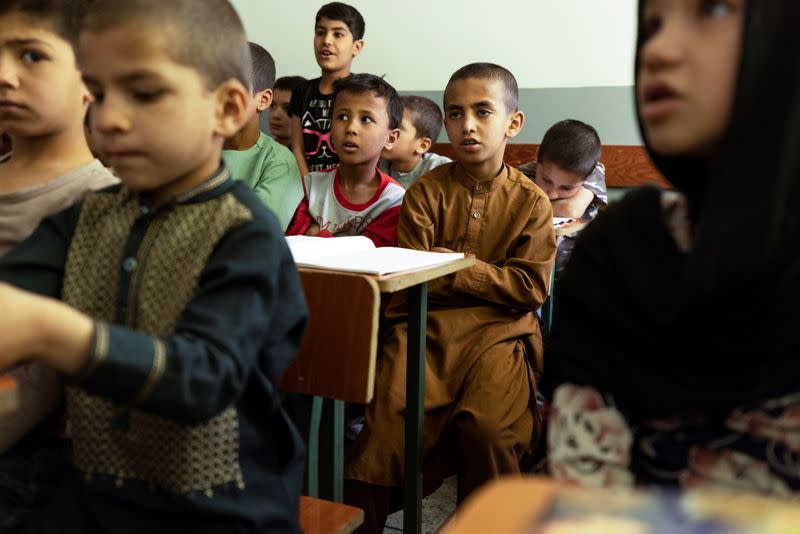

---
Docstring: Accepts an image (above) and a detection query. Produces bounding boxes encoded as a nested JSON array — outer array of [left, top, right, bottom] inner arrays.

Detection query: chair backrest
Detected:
[[281, 269, 380, 404], [281, 268, 382, 504]]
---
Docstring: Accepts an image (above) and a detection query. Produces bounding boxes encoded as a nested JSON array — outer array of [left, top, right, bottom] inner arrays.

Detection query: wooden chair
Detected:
[[282, 269, 381, 534]]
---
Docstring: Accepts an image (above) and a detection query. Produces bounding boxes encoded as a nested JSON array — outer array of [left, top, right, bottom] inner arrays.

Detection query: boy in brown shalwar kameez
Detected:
[[345, 62, 556, 533]]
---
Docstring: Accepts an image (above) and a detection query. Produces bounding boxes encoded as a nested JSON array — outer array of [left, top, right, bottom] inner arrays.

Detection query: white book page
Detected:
[[285, 235, 375, 264], [299, 247, 464, 275], [288, 239, 464, 275]]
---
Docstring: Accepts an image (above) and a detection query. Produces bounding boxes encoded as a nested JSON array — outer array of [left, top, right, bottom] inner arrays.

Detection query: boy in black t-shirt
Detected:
[[288, 2, 364, 176]]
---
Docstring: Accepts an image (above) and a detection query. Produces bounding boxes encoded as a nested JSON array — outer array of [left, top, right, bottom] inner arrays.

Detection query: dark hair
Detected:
[[537, 119, 602, 178], [625, 2, 800, 411], [315, 2, 365, 41], [0, 0, 92, 50], [332, 73, 402, 130], [445, 62, 519, 113], [248, 42, 275, 93], [401, 95, 443, 143], [274, 75, 308, 93], [81, 0, 251, 90]]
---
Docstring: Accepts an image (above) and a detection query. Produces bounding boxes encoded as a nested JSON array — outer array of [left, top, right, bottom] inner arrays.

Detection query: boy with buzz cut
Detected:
[[0, 0, 308, 532], [518, 119, 608, 277], [223, 41, 304, 231], [286, 73, 404, 247], [345, 63, 556, 533], [289, 2, 365, 177], [378, 95, 451, 189], [0, 0, 118, 528]]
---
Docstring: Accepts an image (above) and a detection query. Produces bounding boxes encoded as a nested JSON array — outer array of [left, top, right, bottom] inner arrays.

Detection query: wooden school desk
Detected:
[[439, 475, 800, 534], [282, 256, 475, 534]]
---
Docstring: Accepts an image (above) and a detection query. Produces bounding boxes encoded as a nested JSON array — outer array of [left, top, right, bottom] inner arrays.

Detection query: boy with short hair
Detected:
[[518, 119, 608, 276], [286, 73, 404, 247], [0, 1, 119, 527], [0, 0, 308, 532], [289, 2, 364, 177], [222, 42, 303, 231], [378, 95, 451, 189], [269, 75, 308, 149], [345, 63, 556, 533]]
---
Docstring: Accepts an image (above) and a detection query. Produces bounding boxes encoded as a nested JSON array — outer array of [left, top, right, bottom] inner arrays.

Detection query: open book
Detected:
[[286, 235, 465, 275]]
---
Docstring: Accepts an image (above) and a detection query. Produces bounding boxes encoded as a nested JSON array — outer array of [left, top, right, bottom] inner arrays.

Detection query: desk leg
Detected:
[[404, 282, 427, 534]]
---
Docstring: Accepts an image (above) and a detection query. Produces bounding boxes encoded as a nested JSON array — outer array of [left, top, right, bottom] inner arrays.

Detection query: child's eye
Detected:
[[334, 32, 344, 38], [337, 112, 350, 121], [448, 112, 462, 119], [640, 10, 662, 39], [700, 0, 734, 18], [133, 90, 164, 103], [315, 30, 325, 37], [360, 116, 374, 124], [477, 109, 491, 117], [21, 50, 44, 63]]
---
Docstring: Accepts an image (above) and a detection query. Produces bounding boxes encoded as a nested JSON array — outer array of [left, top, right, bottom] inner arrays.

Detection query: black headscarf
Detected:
[[545, 2, 800, 421]]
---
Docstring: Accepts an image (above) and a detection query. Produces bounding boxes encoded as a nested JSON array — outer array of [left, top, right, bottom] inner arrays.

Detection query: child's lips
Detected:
[[104, 149, 145, 165], [342, 142, 358, 153], [639, 82, 681, 120], [461, 139, 481, 152], [0, 100, 27, 115]]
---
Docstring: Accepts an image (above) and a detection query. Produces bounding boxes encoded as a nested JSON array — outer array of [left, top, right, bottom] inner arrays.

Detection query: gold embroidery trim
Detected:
[[131, 338, 166, 407], [75, 322, 109, 384], [174, 168, 230, 203]]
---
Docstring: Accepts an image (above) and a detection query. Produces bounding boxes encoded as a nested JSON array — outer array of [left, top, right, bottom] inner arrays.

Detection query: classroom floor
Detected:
[[383, 476, 457, 533]]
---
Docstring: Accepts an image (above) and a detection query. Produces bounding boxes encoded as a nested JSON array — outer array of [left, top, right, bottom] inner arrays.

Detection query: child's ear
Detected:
[[352, 39, 364, 58], [384, 128, 400, 149], [214, 79, 251, 138], [255, 88, 273, 113], [415, 136, 432, 155], [505, 110, 525, 139]]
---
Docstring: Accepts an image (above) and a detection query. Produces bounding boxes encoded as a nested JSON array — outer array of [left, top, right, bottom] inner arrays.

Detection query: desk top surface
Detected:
[[299, 255, 475, 294], [440, 476, 800, 534]]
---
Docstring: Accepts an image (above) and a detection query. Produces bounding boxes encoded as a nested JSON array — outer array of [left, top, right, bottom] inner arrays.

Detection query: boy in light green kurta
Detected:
[[222, 42, 303, 230]]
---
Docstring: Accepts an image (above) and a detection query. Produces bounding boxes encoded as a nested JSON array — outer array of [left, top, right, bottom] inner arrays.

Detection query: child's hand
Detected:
[[0, 283, 93, 375], [305, 223, 321, 236], [0, 283, 39, 370], [551, 187, 594, 219]]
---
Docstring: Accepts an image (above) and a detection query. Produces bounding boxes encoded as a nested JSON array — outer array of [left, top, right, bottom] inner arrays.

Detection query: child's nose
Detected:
[[462, 114, 477, 133], [639, 17, 685, 72], [92, 97, 130, 134], [0, 55, 20, 88]]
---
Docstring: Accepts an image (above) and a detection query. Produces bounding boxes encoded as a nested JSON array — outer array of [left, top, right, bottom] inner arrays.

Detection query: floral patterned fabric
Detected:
[[548, 384, 800, 496]]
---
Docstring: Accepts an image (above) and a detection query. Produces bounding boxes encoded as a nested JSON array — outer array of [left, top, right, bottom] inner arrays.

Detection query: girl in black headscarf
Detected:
[[544, 0, 800, 494]]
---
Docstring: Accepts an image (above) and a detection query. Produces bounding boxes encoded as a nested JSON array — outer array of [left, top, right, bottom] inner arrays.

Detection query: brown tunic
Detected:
[[345, 162, 556, 490]]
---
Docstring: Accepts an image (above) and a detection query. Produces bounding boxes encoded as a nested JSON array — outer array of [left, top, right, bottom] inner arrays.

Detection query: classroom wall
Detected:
[[231, 0, 642, 144]]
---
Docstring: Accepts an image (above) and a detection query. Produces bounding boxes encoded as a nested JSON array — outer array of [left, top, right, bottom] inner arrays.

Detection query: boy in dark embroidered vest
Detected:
[[0, 0, 308, 532], [286, 73, 404, 247]]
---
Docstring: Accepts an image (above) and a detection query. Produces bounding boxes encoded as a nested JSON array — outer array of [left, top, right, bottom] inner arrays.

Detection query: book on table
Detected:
[[285, 235, 465, 276]]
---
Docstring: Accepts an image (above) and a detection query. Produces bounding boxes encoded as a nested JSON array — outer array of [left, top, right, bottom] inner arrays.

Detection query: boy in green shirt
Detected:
[[223, 42, 303, 231]]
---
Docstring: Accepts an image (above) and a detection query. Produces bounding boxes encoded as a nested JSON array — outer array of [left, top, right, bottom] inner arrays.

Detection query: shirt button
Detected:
[[140, 205, 151, 216], [472, 211, 481, 219], [474, 184, 482, 192], [122, 257, 138, 272]]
